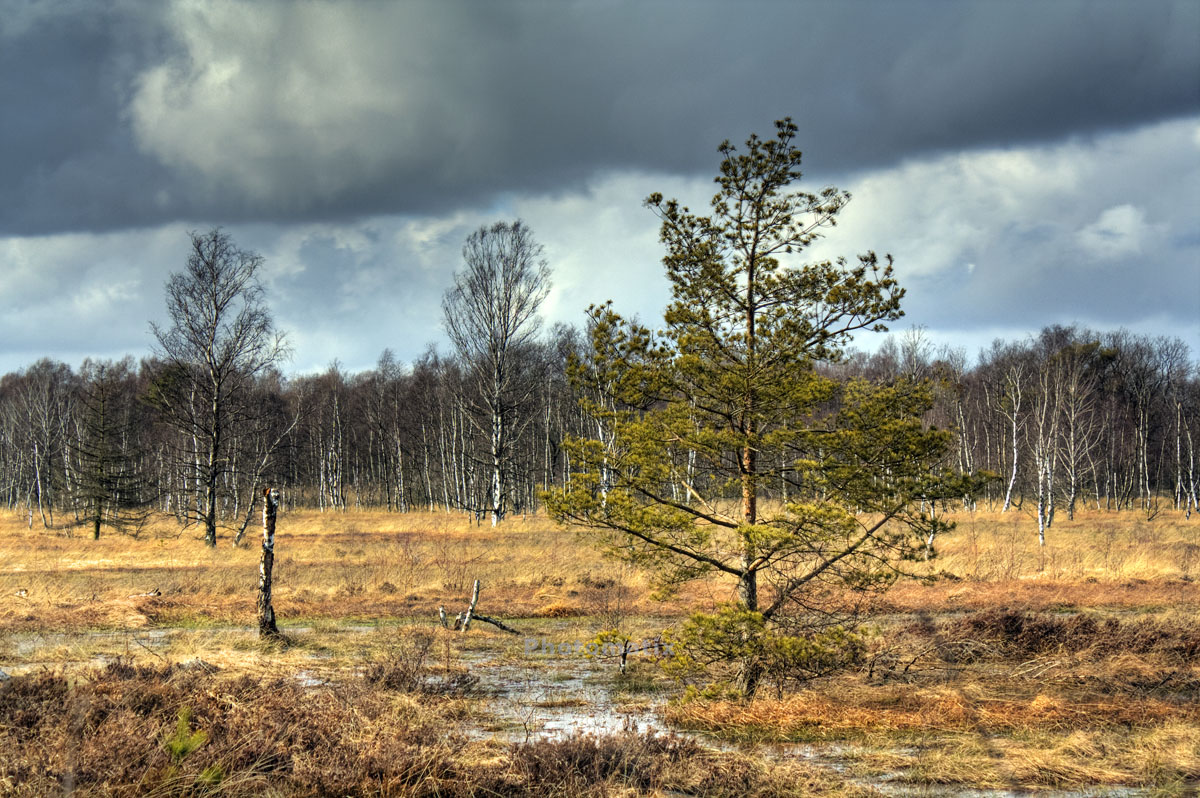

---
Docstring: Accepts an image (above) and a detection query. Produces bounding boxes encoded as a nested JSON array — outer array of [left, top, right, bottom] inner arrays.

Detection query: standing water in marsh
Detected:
[[0, 622, 1165, 797], [451, 639, 1155, 798], [465, 649, 665, 741]]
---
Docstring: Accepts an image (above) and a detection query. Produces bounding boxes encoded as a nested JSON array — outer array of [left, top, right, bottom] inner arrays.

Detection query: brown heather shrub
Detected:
[[0, 662, 854, 797], [934, 610, 1200, 661], [0, 661, 467, 796], [507, 733, 854, 797], [510, 734, 696, 795]]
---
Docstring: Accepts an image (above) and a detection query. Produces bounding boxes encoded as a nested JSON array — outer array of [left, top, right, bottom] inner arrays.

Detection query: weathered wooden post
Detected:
[[258, 487, 280, 638]]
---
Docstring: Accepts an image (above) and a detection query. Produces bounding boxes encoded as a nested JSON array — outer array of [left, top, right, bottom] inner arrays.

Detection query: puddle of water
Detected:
[[1, 622, 380, 672], [4, 628, 173, 673], [294, 669, 331, 688], [462, 649, 666, 743], [280, 624, 378, 635], [7, 628, 171, 659]]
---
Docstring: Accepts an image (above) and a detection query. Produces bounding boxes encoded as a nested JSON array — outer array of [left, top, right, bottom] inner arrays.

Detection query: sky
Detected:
[[1, 0, 1198, 377]]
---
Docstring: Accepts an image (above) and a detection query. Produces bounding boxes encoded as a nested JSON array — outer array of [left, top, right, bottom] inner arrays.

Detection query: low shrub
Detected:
[[0, 663, 847, 797], [937, 610, 1200, 661]]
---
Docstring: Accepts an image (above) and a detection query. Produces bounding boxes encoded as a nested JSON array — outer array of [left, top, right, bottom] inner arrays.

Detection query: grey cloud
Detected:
[[0, 4, 192, 234], [1, 0, 1196, 235], [0, 226, 182, 374], [0, 111, 1193, 378], [798, 116, 1200, 350], [233, 218, 483, 373]]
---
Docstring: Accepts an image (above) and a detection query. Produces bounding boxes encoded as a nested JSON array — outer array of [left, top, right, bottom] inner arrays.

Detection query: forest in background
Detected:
[[1, 319, 1196, 535]]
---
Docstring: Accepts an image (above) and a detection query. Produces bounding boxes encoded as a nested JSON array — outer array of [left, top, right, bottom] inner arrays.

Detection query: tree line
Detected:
[[0, 294, 1195, 544], [0, 181, 1195, 549], [834, 323, 1198, 523]]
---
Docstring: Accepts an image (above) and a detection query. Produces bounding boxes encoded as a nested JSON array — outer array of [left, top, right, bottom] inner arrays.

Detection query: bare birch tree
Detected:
[[442, 220, 551, 526], [1028, 348, 1060, 552], [980, 342, 1028, 512], [149, 229, 289, 547]]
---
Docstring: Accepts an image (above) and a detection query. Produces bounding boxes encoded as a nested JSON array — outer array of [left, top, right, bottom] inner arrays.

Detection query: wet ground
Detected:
[[458, 647, 1150, 798], [0, 623, 1159, 797], [465, 647, 663, 741]]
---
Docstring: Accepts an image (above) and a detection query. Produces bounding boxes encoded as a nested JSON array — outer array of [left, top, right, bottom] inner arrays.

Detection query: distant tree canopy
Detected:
[[0, 325, 1192, 535]]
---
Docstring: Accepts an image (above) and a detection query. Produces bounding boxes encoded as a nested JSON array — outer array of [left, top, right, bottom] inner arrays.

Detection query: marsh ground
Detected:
[[0, 507, 1196, 796]]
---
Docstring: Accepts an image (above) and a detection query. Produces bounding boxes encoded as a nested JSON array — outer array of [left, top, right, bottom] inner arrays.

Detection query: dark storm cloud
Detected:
[[0, 4, 190, 234], [2, 0, 1197, 236]]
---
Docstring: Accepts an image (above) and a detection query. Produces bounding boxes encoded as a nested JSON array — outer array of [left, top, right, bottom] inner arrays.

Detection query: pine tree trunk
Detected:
[[735, 566, 762, 697]]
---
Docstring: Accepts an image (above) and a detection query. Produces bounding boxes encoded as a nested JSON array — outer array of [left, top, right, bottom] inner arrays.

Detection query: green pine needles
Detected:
[[544, 119, 983, 696]]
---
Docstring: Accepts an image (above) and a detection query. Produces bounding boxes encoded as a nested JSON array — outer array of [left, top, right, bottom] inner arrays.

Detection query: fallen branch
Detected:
[[470, 614, 521, 635]]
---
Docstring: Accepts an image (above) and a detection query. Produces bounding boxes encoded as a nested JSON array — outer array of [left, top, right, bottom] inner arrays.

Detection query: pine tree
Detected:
[[544, 120, 978, 695], [73, 359, 153, 539]]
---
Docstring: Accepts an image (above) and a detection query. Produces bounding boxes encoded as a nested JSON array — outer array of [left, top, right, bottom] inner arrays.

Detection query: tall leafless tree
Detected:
[[1028, 341, 1061, 553], [442, 220, 551, 526], [149, 229, 289, 546]]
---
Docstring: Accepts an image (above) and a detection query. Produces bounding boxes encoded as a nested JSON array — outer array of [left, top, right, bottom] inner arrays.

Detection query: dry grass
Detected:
[[1, 505, 1198, 793], [667, 602, 1200, 790], [0, 509, 661, 633], [668, 688, 1200, 789], [919, 507, 1200, 582], [1, 506, 1195, 632], [667, 680, 1200, 738]]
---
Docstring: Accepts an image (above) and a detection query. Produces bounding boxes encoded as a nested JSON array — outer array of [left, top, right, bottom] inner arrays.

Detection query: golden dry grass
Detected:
[[666, 680, 1200, 738], [1, 505, 1195, 631], [1, 504, 1197, 793], [920, 506, 1200, 581], [879, 507, 1200, 615], [0, 508, 659, 632], [665, 593, 1200, 790], [667, 683, 1200, 789]]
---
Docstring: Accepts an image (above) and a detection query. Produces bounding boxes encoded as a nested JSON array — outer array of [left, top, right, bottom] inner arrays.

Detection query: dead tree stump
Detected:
[[438, 579, 521, 635], [460, 579, 480, 630], [258, 487, 281, 638]]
